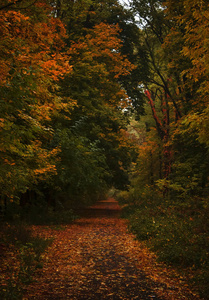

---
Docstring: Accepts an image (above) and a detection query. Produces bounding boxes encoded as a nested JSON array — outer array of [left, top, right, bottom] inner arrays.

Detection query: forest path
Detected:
[[25, 198, 199, 300]]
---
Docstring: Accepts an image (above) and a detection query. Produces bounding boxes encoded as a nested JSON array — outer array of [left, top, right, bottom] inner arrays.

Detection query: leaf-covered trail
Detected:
[[25, 198, 200, 299]]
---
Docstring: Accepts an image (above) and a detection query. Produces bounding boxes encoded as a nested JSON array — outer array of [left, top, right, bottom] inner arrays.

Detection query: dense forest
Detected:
[[0, 0, 209, 298]]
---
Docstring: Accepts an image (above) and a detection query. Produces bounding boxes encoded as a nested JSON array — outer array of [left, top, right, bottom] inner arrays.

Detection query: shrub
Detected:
[[123, 189, 209, 298], [0, 222, 53, 299], [21, 205, 77, 225]]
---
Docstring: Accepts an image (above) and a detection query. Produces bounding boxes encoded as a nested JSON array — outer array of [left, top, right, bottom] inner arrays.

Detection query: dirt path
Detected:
[[25, 198, 200, 300]]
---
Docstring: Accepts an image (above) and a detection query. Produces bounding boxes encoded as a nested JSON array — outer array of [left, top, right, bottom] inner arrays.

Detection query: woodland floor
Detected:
[[22, 198, 201, 300]]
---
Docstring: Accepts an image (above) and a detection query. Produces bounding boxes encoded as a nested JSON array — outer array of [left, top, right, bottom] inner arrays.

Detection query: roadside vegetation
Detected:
[[117, 185, 209, 298]]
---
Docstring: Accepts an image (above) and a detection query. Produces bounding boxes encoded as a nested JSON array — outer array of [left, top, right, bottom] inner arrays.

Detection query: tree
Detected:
[[127, 0, 178, 185], [51, 0, 149, 117], [0, 1, 72, 206], [129, 0, 209, 197], [160, 0, 209, 198], [53, 22, 135, 198]]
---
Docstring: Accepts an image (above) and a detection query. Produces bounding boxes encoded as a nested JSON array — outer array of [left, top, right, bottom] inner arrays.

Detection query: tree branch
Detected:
[[144, 35, 182, 119], [0, 0, 38, 11], [0, 0, 23, 11]]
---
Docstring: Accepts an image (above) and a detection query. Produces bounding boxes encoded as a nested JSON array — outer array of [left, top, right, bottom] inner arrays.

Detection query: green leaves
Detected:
[[51, 129, 110, 207]]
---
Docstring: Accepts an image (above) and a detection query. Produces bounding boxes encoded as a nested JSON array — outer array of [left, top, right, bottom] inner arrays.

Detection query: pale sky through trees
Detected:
[[119, 0, 130, 7]]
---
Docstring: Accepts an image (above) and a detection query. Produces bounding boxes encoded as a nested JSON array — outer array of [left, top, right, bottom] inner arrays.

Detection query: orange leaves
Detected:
[[69, 22, 135, 81], [0, 2, 74, 196], [0, 7, 70, 86], [0, 118, 5, 129], [90, 23, 135, 78], [21, 199, 200, 300], [33, 164, 57, 177], [41, 56, 72, 81], [82, 23, 122, 51], [3, 158, 15, 166]]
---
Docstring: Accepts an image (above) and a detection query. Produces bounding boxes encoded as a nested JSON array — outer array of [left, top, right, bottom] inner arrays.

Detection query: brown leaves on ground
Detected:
[[2, 199, 201, 299]]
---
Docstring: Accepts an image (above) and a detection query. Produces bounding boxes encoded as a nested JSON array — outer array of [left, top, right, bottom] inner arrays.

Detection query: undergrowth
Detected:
[[4, 201, 78, 225], [117, 189, 209, 299], [0, 222, 53, 300], [0, 199, 79, 299]]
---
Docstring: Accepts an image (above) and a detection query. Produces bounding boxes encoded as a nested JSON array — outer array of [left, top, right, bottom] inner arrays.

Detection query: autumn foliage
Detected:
[[119, 0, 209, 298], [0, 1, 73, 201], [1, 0, 209, 298], [0, 0, 135, 207]]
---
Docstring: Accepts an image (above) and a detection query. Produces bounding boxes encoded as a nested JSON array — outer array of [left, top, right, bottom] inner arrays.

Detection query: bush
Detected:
[[116, 190, 130, 204], [21, 205, 77, 225], [0, 222, 53, 299], [123, 189, 209, 298], [0, 222, 33, 245]]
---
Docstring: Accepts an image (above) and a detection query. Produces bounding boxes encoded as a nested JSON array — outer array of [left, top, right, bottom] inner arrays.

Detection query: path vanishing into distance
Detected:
[[25, 198, 200, 300]]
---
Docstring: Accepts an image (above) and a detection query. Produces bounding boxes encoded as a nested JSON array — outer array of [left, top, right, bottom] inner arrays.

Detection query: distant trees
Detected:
[[48, 21, 135, 206]]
